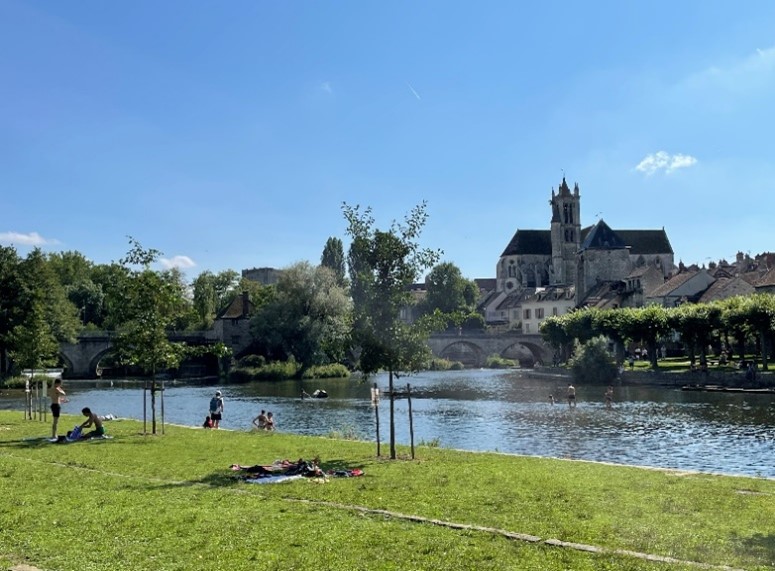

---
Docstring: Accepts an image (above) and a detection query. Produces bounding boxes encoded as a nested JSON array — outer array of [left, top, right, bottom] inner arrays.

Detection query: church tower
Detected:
[[549, 178, 581, 285]]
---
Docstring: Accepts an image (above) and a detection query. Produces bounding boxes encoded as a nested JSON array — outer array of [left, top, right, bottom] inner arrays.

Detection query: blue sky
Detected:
[[2, 1, 774, 279]]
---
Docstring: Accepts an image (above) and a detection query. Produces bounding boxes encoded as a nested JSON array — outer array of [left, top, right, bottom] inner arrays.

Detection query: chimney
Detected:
[[242, 291, 249, 318]]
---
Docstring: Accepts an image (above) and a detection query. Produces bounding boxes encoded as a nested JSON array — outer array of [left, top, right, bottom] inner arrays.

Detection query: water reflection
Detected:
[[2, 369, 773, 478]]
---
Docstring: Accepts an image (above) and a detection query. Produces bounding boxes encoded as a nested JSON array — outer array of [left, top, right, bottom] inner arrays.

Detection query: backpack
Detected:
[[209, 397, 222, 413]]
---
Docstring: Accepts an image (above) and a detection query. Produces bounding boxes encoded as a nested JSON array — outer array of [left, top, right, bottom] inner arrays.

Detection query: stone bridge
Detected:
[[427, 332, 552, 368], [59, 331, 216, 378]]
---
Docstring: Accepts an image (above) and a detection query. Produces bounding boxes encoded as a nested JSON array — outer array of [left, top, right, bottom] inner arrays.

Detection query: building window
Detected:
[[523, 309, 531, 319], [536, 308, 544, 319], [524, 323, 530, 333], [552, 307, 558, 316]]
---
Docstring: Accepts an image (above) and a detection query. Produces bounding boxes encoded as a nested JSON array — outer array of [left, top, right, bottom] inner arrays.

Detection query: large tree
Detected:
[[421, 262, 479, 316], [192, 269, 241, 327], [343, 201, 441, 459], [9, 248, 79, 378], [250, 261, 351, 369], [321, 236, 346, 287], [0, 246, 25, 376]]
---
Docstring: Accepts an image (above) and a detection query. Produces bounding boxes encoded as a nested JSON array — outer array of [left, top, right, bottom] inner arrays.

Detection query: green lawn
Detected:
[[1, 411, 773, 570]]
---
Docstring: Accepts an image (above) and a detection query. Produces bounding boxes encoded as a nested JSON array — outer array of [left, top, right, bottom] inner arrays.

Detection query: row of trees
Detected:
[[540, 294, 775, 370]]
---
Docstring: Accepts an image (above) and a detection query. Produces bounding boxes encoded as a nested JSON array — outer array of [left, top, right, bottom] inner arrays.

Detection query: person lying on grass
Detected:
[[79, 407, 106, 439]]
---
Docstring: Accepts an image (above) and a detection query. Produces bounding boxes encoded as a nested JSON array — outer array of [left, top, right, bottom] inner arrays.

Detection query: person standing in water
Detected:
[[209, 390, 224, 429], [566, 384, 577, 408], [49, 379, 68, 439]]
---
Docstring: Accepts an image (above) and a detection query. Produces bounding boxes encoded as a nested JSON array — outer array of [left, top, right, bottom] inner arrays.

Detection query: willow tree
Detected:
[[343, 202, 441, 459]]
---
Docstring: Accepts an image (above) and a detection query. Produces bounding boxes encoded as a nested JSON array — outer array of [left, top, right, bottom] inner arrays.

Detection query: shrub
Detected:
[[461, 313, 485, 331], [426, 358, 464, 371], [568, 336, 618, 385], [238, 354, 266, 368], [301, 364, 350, 379], [485, 355, 518, 369]]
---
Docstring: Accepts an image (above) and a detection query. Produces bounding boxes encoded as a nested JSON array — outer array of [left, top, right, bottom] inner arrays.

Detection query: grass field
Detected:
[[0, 411, 773, 570]]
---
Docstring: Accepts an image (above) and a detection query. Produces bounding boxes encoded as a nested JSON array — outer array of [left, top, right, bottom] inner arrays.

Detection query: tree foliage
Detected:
[[250, 262, 351, 370], [568, 336, 618, 385], [343, 201, 441, 459], [321, 236, 346, 287]]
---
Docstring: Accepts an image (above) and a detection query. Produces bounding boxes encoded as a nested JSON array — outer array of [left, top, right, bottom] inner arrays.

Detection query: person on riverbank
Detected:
[[209, 390, 224, 429], [567, 384, 576, 408], [49, 379, 68, 439], [265, 411, 275, 431], [252, 410, 267, 430], [79, 407, 105, 439]]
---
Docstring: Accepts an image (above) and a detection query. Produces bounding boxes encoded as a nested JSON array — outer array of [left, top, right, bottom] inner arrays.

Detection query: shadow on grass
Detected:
[[738, 533, 775, 564]]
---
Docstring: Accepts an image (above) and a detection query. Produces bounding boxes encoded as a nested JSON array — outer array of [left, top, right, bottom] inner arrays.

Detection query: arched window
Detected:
[[563, 203, 569, 224]]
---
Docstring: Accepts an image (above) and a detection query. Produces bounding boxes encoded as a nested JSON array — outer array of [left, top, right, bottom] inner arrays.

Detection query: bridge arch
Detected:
[[501, 342, 546, 368], [438, 341, 485, 367]]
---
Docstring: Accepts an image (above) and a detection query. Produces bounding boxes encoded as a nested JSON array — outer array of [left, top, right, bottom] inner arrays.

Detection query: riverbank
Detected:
[[1, 411, 773, 570]]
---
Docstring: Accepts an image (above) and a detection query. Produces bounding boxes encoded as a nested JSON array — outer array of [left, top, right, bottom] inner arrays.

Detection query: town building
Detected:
[[485, 177, 676, 326]]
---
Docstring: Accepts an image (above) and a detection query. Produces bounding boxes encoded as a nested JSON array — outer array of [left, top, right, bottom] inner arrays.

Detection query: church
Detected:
[[483, 178, 675, 326]]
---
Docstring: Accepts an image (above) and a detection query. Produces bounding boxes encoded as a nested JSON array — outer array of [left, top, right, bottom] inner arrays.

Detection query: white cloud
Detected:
[[160, 255, 196, 270], [0, 231, 57, 246], [321, 81, 333, 94], [635, 151, 698, 175]]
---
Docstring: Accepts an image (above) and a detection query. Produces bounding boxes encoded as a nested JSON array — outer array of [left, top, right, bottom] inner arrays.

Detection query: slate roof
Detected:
[[501, 227, 673, 257], [501, 230, 552, 256], [474, 278, 497, 292], [580, 219, 627, 251], [496, 289, 535, 310]]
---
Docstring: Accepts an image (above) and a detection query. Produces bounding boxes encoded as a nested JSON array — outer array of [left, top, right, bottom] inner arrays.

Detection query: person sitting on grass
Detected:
[[79, 407, 106, 439]]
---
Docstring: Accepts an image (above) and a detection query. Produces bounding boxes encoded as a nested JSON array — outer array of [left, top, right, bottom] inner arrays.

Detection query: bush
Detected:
[[426, 358, 464, 371], [301, 364, 350, 379], [485, 354, 518, 369], [229, 359, 301, 381], [238, 354, 266, 368], [568, 336, 618, 385], [461, 313, 485, 331]]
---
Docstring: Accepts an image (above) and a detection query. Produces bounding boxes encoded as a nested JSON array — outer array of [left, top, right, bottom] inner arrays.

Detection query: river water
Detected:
[[3, 369, 774, 478]]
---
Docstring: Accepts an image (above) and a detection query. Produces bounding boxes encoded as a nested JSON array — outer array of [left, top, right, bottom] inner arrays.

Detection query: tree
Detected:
[[623, 305, 670, 370], [90, 262, 132, 330], [112, 238, 189, 434], [192, 269, 241, 327], [421, 262, 479, 316], [250, 262, 351, 369], [668, 303, 722, 367], [321, 237, 346, 287], [540, 314, 572, 363], [739, 294, 775, 371], [0, 246, 25, 376], [9, 248, 79, 379], [343, 201, 441, 459], [568, 336, 618, 385]]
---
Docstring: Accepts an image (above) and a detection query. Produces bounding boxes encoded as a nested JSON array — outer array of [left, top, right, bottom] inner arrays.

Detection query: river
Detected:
[[3, 369, 774, 478]]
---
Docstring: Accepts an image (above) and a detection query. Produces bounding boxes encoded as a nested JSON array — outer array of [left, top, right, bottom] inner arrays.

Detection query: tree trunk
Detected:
[[389, 368, 396, 460], [151, 366, 157, 435], [761, 331, 769, 371]]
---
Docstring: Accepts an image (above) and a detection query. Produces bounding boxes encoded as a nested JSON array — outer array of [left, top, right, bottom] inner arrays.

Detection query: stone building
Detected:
[[487, 178, 675, 325]]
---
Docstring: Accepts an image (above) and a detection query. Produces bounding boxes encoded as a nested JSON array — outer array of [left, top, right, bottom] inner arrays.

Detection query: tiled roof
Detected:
[[496, 289, 534, 310], [756, 267, 775, 287], [474, 278, 497, 292], [217, 294, 253, 319], [698, 277, 755, 303], [626, 265, 652, 278], [648, 270, 700, 297], [528, 285, 576, 302]]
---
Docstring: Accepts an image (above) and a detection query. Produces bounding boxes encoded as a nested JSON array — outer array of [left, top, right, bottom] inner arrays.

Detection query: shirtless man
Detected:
[[79, 407, 105, 439], [252, 410, 267, 430], [49, 379, 68, 439], [567, 384, 577, 408]]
